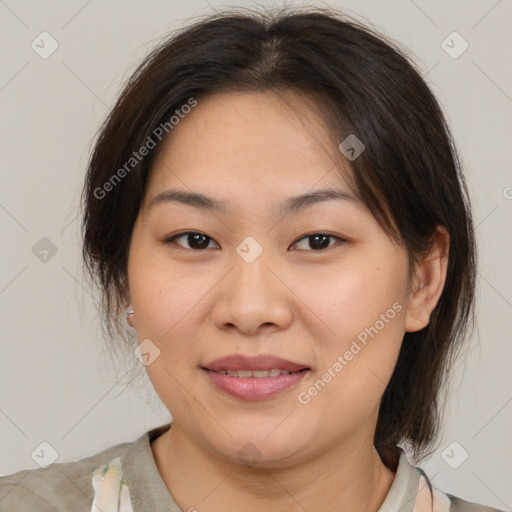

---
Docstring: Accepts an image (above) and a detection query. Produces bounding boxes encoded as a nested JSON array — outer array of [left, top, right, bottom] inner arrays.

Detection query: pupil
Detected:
[[190, 233, 209, 249], [310, 234, 329, 250]]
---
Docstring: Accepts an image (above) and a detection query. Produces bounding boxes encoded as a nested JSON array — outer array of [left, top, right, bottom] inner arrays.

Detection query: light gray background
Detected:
[[1, 0, 511, 509]]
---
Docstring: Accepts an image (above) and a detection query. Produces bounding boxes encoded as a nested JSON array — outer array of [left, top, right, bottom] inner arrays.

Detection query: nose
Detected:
[[211, 248, 293, 337]]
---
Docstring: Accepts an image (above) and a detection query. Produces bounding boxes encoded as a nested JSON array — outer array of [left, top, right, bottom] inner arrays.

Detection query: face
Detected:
[[127, 90, 416, 467]]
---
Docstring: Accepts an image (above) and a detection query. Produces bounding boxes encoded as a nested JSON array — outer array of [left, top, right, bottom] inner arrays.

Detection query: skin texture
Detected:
[[126, 90, 449, 511]]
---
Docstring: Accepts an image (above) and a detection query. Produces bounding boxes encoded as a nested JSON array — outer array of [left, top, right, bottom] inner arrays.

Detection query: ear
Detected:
[[404, 226, 450, 333]]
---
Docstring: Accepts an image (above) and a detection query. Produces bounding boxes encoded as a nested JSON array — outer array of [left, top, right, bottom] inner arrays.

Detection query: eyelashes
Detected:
[[163, 231, 346, 252], [164, 232, 219, 250]]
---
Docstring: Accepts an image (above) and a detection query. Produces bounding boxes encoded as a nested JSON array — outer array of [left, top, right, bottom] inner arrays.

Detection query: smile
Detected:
[[211, 369, 302, 378], [202, 368, 310, 400]]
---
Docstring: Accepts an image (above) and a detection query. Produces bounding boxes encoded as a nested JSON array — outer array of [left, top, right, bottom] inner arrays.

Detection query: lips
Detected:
[[212, 369, 298, 378], [203, 354, 310, 373], [201, 354, 311, 400]]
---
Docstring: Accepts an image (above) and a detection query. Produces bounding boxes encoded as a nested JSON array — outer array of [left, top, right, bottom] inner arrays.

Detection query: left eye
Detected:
[[164, 231, 344, 251], [165, 232, 220, 250], [292, 232, 344, 251]]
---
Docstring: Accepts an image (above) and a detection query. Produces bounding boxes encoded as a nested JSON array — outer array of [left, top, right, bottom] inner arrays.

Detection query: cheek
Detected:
[[128, 248, 207, 338], [293, 257, 408, 409], [127, 259, 208, 414], [299, 255, 407, 344]]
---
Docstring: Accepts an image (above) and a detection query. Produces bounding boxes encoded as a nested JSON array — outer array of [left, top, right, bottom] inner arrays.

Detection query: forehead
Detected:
[[146, 90, 355, 204]]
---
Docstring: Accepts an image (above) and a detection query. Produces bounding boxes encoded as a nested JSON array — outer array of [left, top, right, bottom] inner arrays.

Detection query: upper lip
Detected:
[[202, 354, 310, 372]]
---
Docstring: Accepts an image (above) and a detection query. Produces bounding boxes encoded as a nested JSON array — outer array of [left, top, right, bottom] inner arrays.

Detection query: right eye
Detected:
[[164, 231, 220, 250]]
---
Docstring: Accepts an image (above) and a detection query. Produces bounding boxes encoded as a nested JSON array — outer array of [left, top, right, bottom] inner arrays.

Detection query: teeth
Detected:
[[215, 369, 297, 378]]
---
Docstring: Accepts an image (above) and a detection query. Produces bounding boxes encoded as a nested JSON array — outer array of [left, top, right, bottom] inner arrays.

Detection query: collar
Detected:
[[119, 424, 421, 512]]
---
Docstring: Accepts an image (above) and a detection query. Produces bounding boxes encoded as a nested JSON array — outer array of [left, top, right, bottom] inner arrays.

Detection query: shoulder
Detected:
[[445, 492, 506, 512], [0, 439, 134, 512], [420, 472, 505, 512], [407, 454, 505, 512]]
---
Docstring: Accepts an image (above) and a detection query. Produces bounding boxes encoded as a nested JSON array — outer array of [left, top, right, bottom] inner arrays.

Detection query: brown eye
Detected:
[[164, 231, 345, 252], [165, 231, 219, 250], [292, 233, 344, 251]]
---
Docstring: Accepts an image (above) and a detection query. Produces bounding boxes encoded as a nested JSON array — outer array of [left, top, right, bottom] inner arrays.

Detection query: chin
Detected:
[[199, 417, 312, 468]]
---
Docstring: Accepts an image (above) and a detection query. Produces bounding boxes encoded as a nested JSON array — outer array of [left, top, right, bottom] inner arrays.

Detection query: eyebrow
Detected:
[[148, 187, 359, 216]]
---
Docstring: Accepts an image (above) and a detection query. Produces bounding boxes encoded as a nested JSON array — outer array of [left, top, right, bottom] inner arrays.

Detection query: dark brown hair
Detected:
[[81, 6, 476, 468]]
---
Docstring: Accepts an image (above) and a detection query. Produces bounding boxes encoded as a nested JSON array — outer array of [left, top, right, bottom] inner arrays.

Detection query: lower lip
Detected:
[[202, 369, 309, 400]]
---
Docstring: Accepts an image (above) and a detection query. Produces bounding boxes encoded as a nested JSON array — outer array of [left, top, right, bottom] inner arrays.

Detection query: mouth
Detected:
[[201, 354, 311, 400], [202, 353, 310, 373], [205, 369, 307, 378]]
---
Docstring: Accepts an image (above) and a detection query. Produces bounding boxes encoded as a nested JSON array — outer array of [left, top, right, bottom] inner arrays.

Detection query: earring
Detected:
[[126, 308, 135, 327], [419, 282, 424, 290]]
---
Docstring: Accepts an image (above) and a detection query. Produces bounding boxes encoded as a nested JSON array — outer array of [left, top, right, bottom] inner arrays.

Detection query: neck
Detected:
[[151, 423, 396, 512]]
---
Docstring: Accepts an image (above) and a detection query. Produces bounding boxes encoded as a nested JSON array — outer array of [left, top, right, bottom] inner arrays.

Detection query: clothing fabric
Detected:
[[0, 423, 504, 512]]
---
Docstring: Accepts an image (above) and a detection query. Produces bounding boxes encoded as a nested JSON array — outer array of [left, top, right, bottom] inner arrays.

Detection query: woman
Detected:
[[0, 6, 503, 512]]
